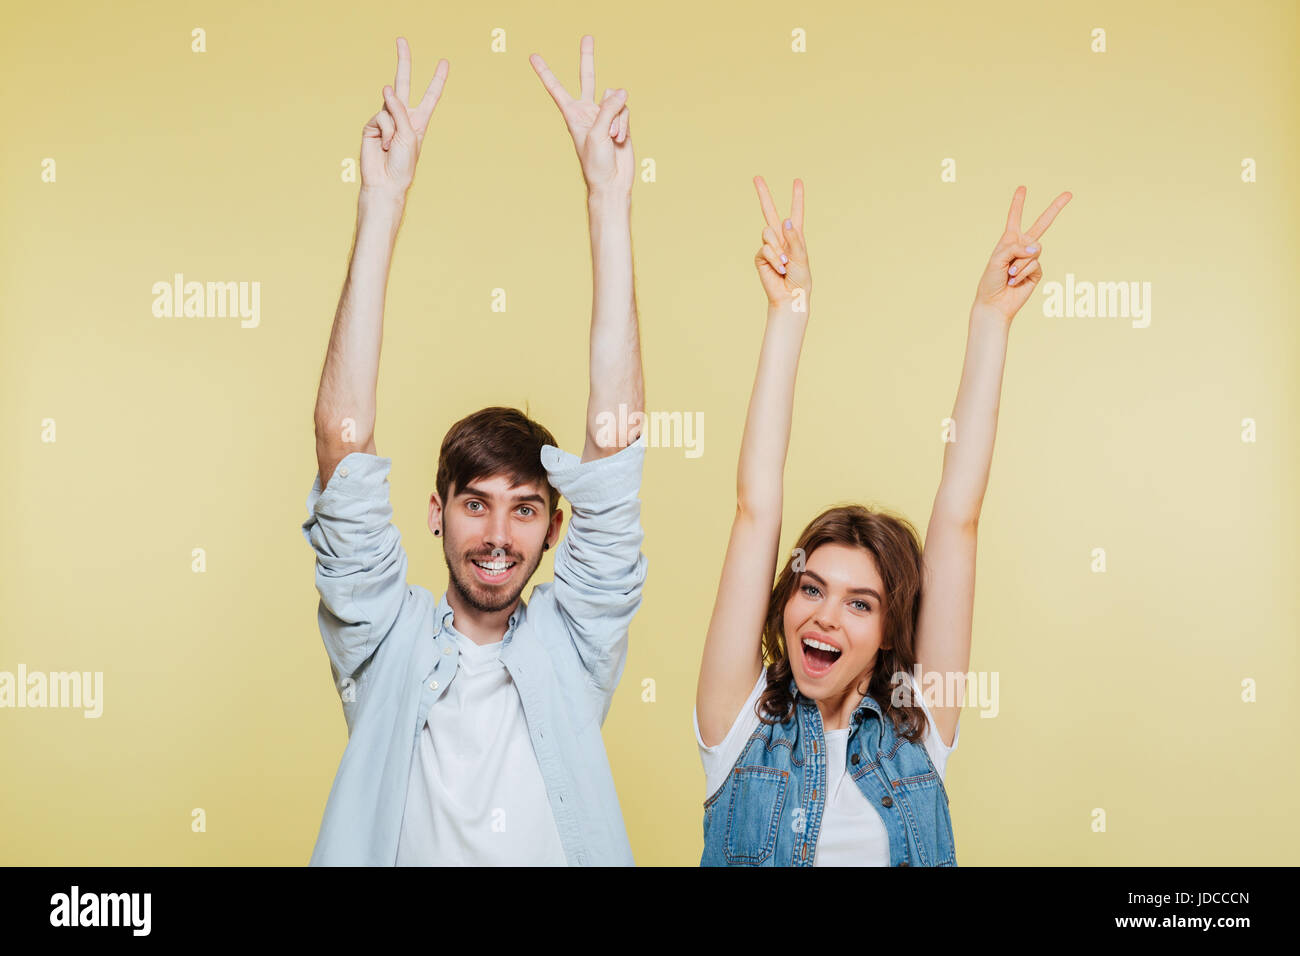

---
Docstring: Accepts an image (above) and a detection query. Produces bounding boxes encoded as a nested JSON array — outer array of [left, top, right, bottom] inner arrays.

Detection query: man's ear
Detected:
[[544, 507, 565, 551], [428, 491, 444, 537]]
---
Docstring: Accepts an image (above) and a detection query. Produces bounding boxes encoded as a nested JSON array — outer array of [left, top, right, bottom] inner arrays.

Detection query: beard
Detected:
[[444, 541, 544, 614]]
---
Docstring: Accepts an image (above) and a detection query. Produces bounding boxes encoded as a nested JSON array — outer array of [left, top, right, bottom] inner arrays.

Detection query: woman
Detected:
[[695, 177, 1070, 866]]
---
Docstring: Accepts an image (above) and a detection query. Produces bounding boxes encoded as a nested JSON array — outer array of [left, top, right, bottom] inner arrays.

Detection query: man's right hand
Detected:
[[361, 37, 448, 199]]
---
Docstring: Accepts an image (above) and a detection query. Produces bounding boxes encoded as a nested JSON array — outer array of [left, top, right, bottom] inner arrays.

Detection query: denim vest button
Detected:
[[881, 795, 894, 808], [898, 860, 910, 867], [851, 753, 860, 765]]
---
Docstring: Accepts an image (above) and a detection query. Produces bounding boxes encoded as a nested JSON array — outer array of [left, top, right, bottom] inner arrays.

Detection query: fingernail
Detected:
[[778, 265, 787, 275], [780, 254, 788, 264], [1026, 244, 1038, 254], [1009, 266, 1017, 276], [1009, 276, 1019, 285], [784, 219, 793, 230]]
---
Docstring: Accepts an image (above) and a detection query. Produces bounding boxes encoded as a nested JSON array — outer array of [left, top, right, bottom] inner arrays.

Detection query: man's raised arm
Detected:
[[529, 35, 643, 462], [313, 37, 448, 487]]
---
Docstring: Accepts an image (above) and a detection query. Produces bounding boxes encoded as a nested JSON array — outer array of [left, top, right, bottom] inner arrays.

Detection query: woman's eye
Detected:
[[801, 584, 821, 598], [851, 600, 871, 612]]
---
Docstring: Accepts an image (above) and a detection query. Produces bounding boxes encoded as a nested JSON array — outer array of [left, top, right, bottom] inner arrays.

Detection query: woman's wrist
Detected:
[[969, 301, 1014, 331], [359, 184, 408, 214], [587, 186, 632, 215], [768, 299, 810, 322]]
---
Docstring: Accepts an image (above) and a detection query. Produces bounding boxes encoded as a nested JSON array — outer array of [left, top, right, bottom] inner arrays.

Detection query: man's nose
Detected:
[[482, 514, 512, 552]]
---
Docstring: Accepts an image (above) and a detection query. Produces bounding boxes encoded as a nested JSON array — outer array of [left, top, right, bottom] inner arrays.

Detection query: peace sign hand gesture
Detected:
[[530, 35, 633, 197], [753, 176, 810, 312], [361, 37, 449, 199], [973, 186, 1072, 322]]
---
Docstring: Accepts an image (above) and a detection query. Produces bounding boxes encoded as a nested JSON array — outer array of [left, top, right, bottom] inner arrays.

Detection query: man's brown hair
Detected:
[[436, 406, 561, 514]]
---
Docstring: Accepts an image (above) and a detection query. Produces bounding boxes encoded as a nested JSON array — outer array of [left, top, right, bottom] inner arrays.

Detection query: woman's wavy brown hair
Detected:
[[757, 504, 929, 744]]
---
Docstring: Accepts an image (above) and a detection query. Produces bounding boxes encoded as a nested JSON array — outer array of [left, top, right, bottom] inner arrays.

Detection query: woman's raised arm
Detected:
[[696, 177, 812, 746], [914, 185, 1072, 746]]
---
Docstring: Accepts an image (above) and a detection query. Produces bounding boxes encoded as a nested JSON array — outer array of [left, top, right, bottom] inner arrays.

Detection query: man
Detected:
[[302, 34, 645, 866]]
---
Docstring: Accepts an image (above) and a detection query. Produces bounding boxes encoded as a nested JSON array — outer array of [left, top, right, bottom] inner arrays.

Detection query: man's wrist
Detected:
[[357, 188, 407, 243]]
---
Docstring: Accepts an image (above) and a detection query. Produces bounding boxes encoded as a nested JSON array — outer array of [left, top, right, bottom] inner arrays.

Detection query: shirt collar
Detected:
[[434, 591, 524, 643]]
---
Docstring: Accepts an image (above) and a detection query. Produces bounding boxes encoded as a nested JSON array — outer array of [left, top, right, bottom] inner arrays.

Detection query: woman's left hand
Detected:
[[972, 186, 1072, 322]]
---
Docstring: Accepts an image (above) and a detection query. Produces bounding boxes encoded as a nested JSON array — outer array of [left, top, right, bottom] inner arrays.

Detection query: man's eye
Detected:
[[466, 501, 483, 513], [518, 506, 535, 517]]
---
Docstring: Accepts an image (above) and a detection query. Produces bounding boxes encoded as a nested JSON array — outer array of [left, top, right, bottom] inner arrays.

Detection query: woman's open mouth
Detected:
[[470, 556, 517, 584], [800, 634, 842, 678]]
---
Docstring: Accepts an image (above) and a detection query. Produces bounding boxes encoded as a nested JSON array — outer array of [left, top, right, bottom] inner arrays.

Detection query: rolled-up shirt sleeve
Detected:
[[301, 452, 410, 683], [541, 435, 649, 696]]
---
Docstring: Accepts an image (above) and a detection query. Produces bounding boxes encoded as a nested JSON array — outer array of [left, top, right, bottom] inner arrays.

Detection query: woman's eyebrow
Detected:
[[800, 569, 880, 600]]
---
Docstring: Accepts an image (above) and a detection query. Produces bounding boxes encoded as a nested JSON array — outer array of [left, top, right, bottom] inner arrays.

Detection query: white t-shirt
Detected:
[[694, 668, 959, 866], [395, 623, 567, 866]]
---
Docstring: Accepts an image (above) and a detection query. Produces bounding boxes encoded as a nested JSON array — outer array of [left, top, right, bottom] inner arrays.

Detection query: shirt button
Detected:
[[339, 466, 349, 477], [429, 680, 439, 690], [443, 646, 454, 655], [881, 795, 894, 808]]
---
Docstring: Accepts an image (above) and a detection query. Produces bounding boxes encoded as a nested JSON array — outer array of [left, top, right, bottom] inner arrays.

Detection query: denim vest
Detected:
[[700, 676, 957, 866]]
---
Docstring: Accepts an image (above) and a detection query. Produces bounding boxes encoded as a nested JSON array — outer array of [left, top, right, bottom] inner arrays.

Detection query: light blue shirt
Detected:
[[301, 436, 648, 865]]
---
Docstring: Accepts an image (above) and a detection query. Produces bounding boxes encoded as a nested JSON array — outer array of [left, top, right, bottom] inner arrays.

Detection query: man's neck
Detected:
[[446, 587, 519, 646]]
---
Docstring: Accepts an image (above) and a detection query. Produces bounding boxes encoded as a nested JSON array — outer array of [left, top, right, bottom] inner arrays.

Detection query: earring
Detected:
[[543, 542, 549, 551], [433, 529, 441, 536]]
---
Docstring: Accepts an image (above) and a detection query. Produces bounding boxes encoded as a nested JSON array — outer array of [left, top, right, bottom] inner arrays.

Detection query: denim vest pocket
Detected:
[[895, 770, 957, 866], [723, 766, 789, 865]]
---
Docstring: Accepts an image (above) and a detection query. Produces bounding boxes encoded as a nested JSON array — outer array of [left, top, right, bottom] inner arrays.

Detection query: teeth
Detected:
[[473, 560, 514, 573], [803, 638, 840, 654]]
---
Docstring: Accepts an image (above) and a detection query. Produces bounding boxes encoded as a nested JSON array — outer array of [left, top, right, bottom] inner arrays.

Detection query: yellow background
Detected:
[[2, 0, 1297, 864]]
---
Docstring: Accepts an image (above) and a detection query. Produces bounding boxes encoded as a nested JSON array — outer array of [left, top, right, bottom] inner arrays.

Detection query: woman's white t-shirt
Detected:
[[694, 668, 959, 866]]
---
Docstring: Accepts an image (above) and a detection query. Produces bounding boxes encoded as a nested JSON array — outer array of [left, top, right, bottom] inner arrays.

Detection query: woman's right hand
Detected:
[[360, 37, 449, 200], [753, 176, 811, 311]]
